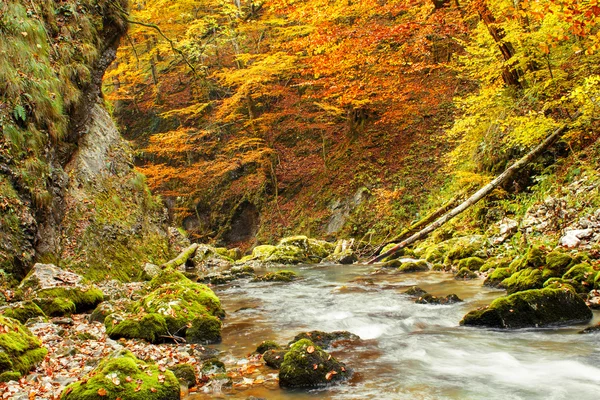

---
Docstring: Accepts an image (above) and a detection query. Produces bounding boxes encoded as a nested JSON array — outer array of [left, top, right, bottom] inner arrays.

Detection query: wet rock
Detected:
[[60, 350, 180, 400], [415, 293, 462, 305], [323, 239, 357, 264], [545, 251, 573, 277], [460, 285, 592, 329], [457, 257, 485, 271], [201, 358, 226, 375], [0, 314, 48, 382], [252, 270, 298, 282], [455, 267, 478, 280], [289, 330, 360, 348], [404, 286, 428, 298], [255, 340, 281, 354], [398, 260, 429, 273], [263, 349, 286, 369], [484, 267, 514, 288], [279, 339, 349, 388], [169, 363, 197, 388], [501, 268, 545, 294], [381, 259, 402, 269]]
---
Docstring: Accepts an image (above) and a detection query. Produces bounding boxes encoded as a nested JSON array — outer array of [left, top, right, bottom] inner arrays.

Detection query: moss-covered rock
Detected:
[[263, 349, 286, 369], [509, 246, 547, 272], [479, 257, 511, 273], [457, 257, 485, 272], [105, 313, 168, 343], [1, 301, 46, 323], [252, 245, 277, 259], [256, 340, 281, 354], [0, 315, 47, 379], [169, 363, 196, 388], [253, 270, 298, 282], [415, 293, 462, 305], [398, 260, 429, 273], [0, 371, 21, 382], [267, 245, 308, 264], [186, 315, 222, 344], [484, 267, 514, 288], [201, 358, 226, 375], [545, 251, 573, 276], [445, 236, 484, 262], [60, 350, 179, 400], [404, 286, 428, 298], [279, 339, 349, 388], [34, 297, 77, 317], [501, 268, 545, 294], [460, 286, 592, 329], [35, 286, 104, 314], [455, 267, 478, 280], [149, 269, 189, 290], [381, 259, 402, 269], [289, 331, 359, 348], [423, 242, 450, 263], [543, 278, 586, 294], [562, 263, 597, 291]]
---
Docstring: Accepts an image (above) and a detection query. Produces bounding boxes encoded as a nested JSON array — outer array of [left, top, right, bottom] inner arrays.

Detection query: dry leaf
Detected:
[[325, 370, 338, 380], [97, 388, 107, 396], [313, 364, 318, 370], [306, 346, 315, 354], [125, 376, 133, 383], [150, 387, 157, 393], [158, 374, 165, 383]]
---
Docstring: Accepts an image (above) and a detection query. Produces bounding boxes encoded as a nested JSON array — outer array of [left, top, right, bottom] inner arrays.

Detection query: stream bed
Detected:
[[191, 264, 600, 399]]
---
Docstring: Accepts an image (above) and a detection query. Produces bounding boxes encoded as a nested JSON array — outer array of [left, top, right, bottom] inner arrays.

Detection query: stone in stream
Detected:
[[415, 293, 463, 305], [288, 330, 360, 348], [460, 285, 592, 329], [263, 349, 286, 369], [404, 286, 428, 298], [279, 339, 349, 388]]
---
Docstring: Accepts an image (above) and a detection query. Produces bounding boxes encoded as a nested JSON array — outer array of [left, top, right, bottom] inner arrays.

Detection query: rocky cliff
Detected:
[[0, 0, 171, 282]]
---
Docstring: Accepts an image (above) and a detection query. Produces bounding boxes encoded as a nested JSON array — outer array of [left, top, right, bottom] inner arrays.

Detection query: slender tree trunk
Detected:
[[367, 122, 570, 264]]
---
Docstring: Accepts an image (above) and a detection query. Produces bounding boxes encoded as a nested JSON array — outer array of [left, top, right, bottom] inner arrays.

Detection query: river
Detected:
[[189, 263, 600, 399]]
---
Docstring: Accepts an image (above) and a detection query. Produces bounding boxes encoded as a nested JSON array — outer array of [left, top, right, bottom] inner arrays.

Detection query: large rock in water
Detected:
[[0, 315, 48, 382], [279, 339, 349, 388], [60, 350, 179, 400], [460, 286, 592, 329]]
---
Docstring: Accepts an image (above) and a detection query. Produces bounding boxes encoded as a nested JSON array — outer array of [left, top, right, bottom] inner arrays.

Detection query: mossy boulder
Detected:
[[105, 313, 168, 343], [460, 286, 592, 329], [0, 315, 48, 380], [252, 245, 277, 259], [263, 349, 286, 369], [18, 264, 104, 313], [501, 268, 545, 294], [381, 259, 402, 269], [545, 251, 573, 276], [289, 331, 359, 348], [484, 267, 514, 288], [1, 301, 46, 323], [106, 274, 223, 344], [169, 363, 196, 388], [149, 269, 189, 290], [34, 297, 77, 317], [455, 267, 477, 280], [479, 257, 511, 273], [279, 339, 349, 388], [253, 270, 298, 282], [509, 246, 546, 272], [201, 358, 226, 375], [398, 260, 429, 273], [60, 350, 180, 400], [562, 263, 597, 291], [423, 242, 450, 263], [324, 249, 357, 264], [267, 245, 308, 264], [256, 340, 281, 354], [445, 236, 484, 262], [457, 257, 485, 272]]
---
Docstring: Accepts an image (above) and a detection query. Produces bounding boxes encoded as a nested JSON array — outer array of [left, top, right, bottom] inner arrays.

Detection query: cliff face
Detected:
[[0, 0, 171, 281]]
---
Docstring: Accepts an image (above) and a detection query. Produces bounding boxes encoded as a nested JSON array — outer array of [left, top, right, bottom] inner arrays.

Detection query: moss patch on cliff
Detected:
[[0, 315, 48, 378]]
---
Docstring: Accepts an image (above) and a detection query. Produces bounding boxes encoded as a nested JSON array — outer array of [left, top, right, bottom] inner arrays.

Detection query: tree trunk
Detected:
[[162, 243, 199, 269], [367, 122, 569, 264]]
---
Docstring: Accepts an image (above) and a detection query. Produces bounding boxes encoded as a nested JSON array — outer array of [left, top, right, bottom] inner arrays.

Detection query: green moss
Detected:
[[563, 263, 597, 291], [484, 267, 514, 287], [105, 313, 168, 344], [510, 246, 547, 272], [545, 251, 573, 276], [252, 245, 277, 259], [2, 301, 46, 323], [60, 350, 180, 400], [256, 340, 281, 354], [289, 331, 359, 348], [479, 257, 511, 273], [424, 244, 448, 263], [0, 315, 47, 376], [267, 245, 307, 264], [501, 268, 545, 294], [446, 236, 483, 262], [0, 371, 21, 382], [185, 315, 222, 344], [381, 259, 402, 268], [460, 286, 592, 329], [169, 363, 196, 388], [35, 286, 104, 313], [398, 261, 429, 273], [455, 267, 478, 280], [279, 339, 349, 388], [264, 349, 286, 369], [34, 297, 76, 317], [253, 270, 298, 282], [149, 269, 189, 290], [543, 278, 586, 294], [457, 257, 485, 271], [201, 358, 226, 375]]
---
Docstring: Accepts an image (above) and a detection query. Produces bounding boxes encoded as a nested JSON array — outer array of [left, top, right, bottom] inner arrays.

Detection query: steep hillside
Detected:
[[105, 0, 600, 250], [0, 0, 171, 281]]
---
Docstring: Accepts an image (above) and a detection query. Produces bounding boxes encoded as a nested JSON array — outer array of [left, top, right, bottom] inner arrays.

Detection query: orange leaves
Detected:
[[97, 388, 107, 396], [325, 370, 338, 380]]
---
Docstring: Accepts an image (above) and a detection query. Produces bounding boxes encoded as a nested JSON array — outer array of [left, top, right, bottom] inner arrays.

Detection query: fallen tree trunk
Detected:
[[367, 123, 570, 264], [162, 243, 199, 269]]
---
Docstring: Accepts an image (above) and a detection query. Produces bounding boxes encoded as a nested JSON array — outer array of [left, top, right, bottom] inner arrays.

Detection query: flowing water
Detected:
[[190, 264, 600, 400]]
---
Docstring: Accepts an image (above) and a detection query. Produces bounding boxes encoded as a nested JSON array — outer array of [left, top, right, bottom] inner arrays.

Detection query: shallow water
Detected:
[[190, 264, 600, 399]]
